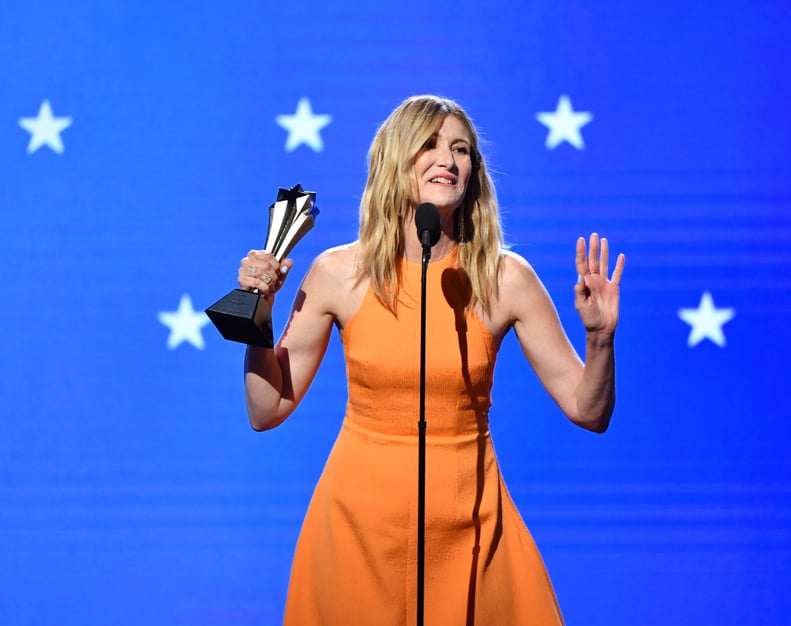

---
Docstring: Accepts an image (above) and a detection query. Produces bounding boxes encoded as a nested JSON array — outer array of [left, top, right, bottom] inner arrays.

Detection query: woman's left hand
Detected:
[[574, 233, 625, 336]]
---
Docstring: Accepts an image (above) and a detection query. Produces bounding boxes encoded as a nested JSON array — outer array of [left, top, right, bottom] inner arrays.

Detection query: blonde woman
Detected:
[[239, 95, 625, 625]]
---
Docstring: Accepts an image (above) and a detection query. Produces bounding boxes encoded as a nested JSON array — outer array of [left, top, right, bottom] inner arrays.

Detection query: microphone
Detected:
[[415, 203, 440, 249], [413, 201, 440, 625]]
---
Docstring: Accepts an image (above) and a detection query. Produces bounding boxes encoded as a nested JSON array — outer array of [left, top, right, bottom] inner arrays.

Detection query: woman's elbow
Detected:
[[246, 401, 290, 432], [588, 418, 611, 434], [571, 392, 615, 433], [571, 402, 614, 434], [249, 417, 272, 432], [248, 413, 288, 432], [571, 415, 611, 434]]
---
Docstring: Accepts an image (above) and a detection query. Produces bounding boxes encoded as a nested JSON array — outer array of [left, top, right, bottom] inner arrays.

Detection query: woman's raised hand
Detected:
[[573, 233, 625, 336]]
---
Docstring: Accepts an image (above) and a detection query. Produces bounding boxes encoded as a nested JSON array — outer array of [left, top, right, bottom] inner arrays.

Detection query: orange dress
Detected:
[[283, 250, 564, 625]]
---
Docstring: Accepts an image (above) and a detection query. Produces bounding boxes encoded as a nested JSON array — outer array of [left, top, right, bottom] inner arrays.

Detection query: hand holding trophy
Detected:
[[205, 184, 318, 347]]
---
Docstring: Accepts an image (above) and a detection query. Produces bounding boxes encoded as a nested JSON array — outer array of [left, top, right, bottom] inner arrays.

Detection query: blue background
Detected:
[[2, 1, 790, 624]]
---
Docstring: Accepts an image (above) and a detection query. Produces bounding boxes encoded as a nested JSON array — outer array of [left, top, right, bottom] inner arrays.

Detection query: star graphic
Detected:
[[158, 294, 211, 350], [678, 291, 735, 348], [275, 98, 332, 152], [536, 95, 593, 150], [18, 100, 73, 155]]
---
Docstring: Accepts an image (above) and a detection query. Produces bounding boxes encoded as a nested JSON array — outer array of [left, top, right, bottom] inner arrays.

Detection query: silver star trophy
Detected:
[[205, 184, 318, 347]]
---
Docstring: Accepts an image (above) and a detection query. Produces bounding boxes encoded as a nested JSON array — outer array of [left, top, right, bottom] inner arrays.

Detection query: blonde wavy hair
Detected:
[[357, 95, 504, 313]]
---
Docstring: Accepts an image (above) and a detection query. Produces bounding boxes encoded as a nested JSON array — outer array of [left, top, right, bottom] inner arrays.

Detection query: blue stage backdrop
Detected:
[[2, 2, 790, 624]]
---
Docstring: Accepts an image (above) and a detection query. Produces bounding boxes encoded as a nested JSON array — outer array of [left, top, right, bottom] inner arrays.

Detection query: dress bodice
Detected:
[[342, 249, 496, 437]]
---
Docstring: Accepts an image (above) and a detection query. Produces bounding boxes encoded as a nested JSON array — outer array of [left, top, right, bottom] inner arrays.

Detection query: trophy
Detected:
[[205, 184, 318, 347]]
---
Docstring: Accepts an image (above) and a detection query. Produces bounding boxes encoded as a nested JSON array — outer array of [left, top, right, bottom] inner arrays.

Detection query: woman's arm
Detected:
[[502, 234, 625, 433], [240, 249, 342, 431]]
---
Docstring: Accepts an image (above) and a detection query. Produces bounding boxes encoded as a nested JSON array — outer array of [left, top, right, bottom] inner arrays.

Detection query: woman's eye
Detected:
[[453, 146, 470, 155]]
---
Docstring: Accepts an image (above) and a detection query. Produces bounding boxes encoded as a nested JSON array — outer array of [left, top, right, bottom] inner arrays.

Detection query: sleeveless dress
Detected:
[[283, 250, 564, 625]]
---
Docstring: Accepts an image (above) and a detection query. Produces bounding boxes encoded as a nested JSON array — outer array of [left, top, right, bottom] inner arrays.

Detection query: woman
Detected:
[[239, 95, 625, 625]]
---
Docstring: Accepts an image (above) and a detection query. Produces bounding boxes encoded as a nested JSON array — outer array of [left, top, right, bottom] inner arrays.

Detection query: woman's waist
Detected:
[[322, 418, 502, 532], [343, 408, 490, 442]]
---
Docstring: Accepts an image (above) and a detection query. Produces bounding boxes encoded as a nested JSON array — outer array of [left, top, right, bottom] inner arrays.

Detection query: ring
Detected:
[[248, 267, 257, 276], [262, 273, 272, 284]]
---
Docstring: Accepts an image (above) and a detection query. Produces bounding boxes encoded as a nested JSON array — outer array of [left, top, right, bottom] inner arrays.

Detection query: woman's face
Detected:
[[411, 115, 473, 214]]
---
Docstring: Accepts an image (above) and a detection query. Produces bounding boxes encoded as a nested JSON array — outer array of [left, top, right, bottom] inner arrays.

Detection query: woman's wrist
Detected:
[[585, 329, 615, 348]]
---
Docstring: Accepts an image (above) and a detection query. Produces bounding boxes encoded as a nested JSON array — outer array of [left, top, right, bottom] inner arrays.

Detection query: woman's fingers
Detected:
[[575, 237, 588, 277], [577, 234, 624, 286], [611, 253, 626, 286], [587, 233, 600, 275], [238, 250, 292, 294], [240, 250, 273, 292]]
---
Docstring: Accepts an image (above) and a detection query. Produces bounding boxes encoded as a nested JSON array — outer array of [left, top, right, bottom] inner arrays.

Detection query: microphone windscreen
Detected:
[[415, 203, 441, 246]]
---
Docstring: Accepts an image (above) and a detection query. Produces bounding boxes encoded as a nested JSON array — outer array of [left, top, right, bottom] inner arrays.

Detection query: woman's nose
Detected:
[[436, 145, 456, 168]]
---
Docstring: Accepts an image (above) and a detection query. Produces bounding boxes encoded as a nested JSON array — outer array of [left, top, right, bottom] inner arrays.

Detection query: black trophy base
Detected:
[[205, 289, 274, 348]]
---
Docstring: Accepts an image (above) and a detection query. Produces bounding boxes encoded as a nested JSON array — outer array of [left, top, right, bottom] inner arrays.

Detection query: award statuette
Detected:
[[205, 184, 318, 348]]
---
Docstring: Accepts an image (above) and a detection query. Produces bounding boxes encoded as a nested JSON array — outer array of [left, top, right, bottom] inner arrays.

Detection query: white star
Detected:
[[678, 291, 735, 348], [275, 98, 332, 152], [18, 100, 73, 155], [158, 294, 211, 350], [536, 95, 593, 150]]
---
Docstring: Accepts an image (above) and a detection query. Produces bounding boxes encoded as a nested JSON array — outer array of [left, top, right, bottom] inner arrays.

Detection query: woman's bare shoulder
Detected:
[[312, 241, 359, 272], [300, 241, 360, 293], [303, 242, 364, 324], [304, 241, 358, 290], [498, 249, 542, 289]]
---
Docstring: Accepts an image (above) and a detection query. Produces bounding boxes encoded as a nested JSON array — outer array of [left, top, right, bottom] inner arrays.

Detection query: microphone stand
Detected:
[[417, 235, 431, 626]]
